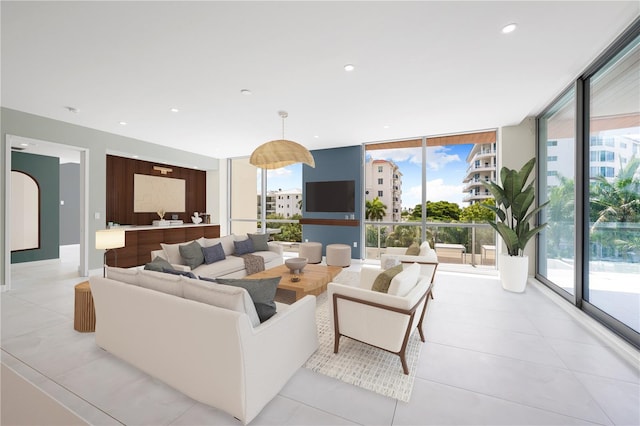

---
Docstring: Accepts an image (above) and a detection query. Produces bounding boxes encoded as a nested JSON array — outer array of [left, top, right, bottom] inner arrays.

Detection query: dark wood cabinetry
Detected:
[[105, 224, 220, 268]]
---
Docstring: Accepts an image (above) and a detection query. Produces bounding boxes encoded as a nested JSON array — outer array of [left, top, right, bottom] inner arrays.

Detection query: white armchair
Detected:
[[327, 263, 433, 375], [380, 241, 438, 283]]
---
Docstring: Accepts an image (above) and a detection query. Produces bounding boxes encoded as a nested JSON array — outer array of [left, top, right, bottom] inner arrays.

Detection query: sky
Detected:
[[259, 144, 474, 209], [365, 144, 473, 209]]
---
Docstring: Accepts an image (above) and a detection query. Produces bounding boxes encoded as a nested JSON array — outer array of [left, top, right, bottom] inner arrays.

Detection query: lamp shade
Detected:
[[249, 139, 315, 169], [96, 229, 126, 250]]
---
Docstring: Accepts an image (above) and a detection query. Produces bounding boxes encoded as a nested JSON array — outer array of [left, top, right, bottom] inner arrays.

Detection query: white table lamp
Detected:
[[96, 229, 126, 277]]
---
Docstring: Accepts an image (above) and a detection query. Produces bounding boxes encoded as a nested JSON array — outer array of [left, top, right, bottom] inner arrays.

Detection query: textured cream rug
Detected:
[[303, 270, 423, 402]]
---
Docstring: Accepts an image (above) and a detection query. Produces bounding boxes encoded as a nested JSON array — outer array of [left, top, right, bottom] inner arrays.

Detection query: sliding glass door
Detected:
[[586, 34, 640, 334]]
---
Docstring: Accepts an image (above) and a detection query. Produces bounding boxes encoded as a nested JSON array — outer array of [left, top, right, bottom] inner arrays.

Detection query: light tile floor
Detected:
[[2, 246, 639, 425]]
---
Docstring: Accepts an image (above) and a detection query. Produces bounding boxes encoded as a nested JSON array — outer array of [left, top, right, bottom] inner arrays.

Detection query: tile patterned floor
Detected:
[[2, 246, 639, 425]]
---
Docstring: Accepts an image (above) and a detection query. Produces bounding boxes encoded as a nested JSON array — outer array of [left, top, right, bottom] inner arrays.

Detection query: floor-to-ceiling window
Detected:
[[538, 88, 577, 296], [228, 158, 303, 247], [586, 32, 640, 335], [364, 131, 497, 268], [537, 21, 639, 347]]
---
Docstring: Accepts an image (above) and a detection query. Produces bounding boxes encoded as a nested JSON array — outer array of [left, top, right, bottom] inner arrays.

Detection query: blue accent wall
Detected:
[[302, 145, 362, 259], [11, 151, 60, 263]]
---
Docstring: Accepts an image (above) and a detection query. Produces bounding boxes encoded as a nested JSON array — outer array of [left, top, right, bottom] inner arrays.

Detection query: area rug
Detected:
[[303, 270, 423, 402]]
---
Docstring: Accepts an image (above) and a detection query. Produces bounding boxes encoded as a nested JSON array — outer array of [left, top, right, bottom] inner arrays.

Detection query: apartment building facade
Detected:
[[364, 159, 402, 221], [462, 142, 497, 204]]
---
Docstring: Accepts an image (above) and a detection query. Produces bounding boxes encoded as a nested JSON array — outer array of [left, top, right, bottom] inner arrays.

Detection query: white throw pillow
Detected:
[[183, 278, 261, 327], [138, 270, 184, 297], [419, 241, 433, 257], [105, 266, 139, 285], [219, 235, 236, 255], [388, 262, 420, 297]]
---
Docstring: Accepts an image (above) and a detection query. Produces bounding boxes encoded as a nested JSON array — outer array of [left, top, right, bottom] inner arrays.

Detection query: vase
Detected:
[[499, 254, 529, 293]]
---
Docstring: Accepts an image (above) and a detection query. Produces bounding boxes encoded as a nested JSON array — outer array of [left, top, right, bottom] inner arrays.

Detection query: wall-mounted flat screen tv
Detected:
[[305, 180, 355, 213]]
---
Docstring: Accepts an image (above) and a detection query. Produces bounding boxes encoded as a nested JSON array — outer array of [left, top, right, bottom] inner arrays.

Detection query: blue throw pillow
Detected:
[[234, 238, 255, 255], [162, 268, 197, 279], [202, 243, 226, 264]]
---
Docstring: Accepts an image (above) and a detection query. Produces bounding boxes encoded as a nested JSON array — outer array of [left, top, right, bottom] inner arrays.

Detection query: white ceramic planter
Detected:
[[499, 254, 529, 293]]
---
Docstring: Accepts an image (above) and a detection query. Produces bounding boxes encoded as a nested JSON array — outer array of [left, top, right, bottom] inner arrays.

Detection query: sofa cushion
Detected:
[[161, 240, 196, 265], [138, 270, 184, 297], [215, 277, 280, 323], [234, 238, 254, 255], [162, 268, 198, 279], [371, 264, 403, 293], [179, 240, 205, 269], [183, 278, 260, 327], [253, 250, 279, 264], [202, 243, 226, 264], [405, 242, 420, 255], [388, 263, 421, 297], [105, 266, 139, 285], [247, 233, 269, 251], [144, 256, 174, 272]]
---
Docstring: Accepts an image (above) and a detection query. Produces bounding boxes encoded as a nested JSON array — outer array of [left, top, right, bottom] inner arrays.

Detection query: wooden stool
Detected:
[[74, 281, 96, 332]]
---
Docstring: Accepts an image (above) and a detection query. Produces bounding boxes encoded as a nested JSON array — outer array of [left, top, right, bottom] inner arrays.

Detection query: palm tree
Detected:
[[589, 156, 640, 260], [365, 197, 387, 221]]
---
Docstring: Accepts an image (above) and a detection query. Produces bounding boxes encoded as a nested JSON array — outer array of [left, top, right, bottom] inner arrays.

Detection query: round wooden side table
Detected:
[[74, 281, 96, 332]]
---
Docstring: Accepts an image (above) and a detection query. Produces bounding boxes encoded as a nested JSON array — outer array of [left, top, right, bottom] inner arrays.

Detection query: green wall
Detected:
[[11, 151, 60, 263]]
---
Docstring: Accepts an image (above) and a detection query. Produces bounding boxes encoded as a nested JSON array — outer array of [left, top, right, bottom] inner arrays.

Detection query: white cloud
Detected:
[[425, 146, 460, 171], [401, 179, 465, 209], [367, 147, 422, 164], [266, 167, 293, 178]]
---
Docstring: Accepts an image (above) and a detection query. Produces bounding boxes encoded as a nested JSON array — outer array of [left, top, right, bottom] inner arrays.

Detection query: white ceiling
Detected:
[[2, 1, 639, 160]]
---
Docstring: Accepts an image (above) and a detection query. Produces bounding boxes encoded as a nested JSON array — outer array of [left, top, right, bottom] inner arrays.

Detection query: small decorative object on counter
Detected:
[[192, 212, 203, 224]]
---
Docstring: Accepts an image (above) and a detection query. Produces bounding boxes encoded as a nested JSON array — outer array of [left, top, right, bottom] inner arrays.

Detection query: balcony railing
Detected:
[[364, 220, 496, 267]]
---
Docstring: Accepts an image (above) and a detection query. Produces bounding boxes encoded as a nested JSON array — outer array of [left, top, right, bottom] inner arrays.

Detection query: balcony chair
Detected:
[[327, 263, 433, 375]]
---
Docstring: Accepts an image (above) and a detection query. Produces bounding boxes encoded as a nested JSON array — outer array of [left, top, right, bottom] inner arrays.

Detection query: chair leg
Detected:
[[399, 352, 409, 375], [334, 334, 340, 354]]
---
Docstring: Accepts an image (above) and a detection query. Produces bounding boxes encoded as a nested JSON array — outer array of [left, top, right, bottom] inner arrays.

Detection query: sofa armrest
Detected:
[[267, 241, 283, 256], [241, 295, 318, 422]]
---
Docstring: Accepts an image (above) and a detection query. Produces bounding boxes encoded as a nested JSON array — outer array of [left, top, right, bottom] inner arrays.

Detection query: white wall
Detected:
[[498, 116, 537, 275]]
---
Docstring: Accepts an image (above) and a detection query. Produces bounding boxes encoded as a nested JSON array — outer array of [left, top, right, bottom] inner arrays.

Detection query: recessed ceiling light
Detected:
[[119, 121, 127, 126], [240, 89, 252, 95], [383, 125, 390, 129], [501, 23, 517, 34], [170, 108, 179, 113], [314, 135, 319, 139], [344, 64, 355, 72], [20, 143, 29, 147], [132, 155, 139, 159], [65, 106, 79, 114]]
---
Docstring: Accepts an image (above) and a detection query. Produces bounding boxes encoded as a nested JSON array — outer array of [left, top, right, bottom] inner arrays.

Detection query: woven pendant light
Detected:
[[250, 111, 315, 169]]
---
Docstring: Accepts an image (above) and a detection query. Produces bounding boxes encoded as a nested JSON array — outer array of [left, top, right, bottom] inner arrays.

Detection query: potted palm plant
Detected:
[[481, 158, 549, 292]]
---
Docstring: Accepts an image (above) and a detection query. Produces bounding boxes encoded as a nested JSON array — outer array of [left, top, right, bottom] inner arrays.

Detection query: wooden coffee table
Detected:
[[246, 264, 343, 302]]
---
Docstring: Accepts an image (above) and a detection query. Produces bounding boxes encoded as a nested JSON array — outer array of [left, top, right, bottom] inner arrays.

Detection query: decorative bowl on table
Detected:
[[285, 257, 308, 274]]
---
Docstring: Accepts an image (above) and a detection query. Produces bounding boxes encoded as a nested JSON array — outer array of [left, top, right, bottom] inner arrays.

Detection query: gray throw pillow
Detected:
[[216, 277, 280, 322], [202, 243, 226, 264], [372, 264, 403, 293], [162, 268, 198, 279], [179, 240, 205, 269], [247, 233, 270, 251], [145, 256, 174, 272], [233, 238, 255, 255]]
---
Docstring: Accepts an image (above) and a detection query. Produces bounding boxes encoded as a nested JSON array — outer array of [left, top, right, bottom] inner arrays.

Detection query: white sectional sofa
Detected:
[[151, 234, 284, 279], [90, 267, 318, 425]]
